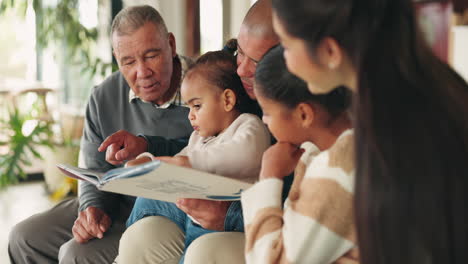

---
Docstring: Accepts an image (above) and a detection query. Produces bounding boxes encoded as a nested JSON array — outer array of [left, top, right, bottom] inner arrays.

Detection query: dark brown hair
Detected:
[[273, 0, 468, 263], [185, 50, 257, 114]]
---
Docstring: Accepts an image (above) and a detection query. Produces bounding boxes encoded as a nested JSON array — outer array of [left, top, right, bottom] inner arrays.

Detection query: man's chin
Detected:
[[138, 94, 160, 104], [241, 82, 256, 99], [245, 88, 256, 100]]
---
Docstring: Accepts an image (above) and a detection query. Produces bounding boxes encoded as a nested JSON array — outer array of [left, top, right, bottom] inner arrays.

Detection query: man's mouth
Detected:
[[192, 126, 199, 131], [140, 82, 159, 90]]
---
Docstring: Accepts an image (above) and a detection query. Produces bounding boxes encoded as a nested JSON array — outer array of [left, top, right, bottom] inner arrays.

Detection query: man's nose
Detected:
[[136, 61, 152, 79], [237, 57, 255, 78]]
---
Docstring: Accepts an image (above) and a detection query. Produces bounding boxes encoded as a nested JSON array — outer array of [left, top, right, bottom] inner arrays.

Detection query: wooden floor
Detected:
[[0, 181, 56, 264]]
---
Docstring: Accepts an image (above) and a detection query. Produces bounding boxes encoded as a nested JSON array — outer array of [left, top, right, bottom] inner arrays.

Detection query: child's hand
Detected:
[[260, 142, 304, 180], [155, 156, 192, 168], [124, 156, 152, 167]]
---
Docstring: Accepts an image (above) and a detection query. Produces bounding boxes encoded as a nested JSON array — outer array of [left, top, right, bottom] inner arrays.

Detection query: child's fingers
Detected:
[[154, 156, 171, 162], [125, 156, 152, 167], [155, 156, 186, 166]]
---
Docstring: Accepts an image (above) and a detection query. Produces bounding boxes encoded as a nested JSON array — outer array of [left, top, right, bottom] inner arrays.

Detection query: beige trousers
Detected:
[[116, 216, 245, 264]]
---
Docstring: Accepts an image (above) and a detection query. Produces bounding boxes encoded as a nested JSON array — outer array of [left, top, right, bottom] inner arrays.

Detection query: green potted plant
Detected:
[[0, 90, 82, 200], [0, 0, 111, 195], [0, 105, 54, 187]]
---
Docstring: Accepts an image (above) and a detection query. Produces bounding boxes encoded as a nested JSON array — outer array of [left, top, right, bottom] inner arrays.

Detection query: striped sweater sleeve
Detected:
[[241, 131, 359, 264]]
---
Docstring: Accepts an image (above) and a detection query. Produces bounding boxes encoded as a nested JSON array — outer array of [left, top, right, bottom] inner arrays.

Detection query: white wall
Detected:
[[452, 26, 468, 81], [157, 0, 187, 55], [122, 0, 257, 55], [222, 0, 253, 42], [97, 0, 112, 81], [227, 0, 252, 40], [123, 0, 187, 55]]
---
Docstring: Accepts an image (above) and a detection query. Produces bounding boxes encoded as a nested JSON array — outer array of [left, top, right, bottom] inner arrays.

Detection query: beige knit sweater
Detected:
[[242, 130, 359, 264]]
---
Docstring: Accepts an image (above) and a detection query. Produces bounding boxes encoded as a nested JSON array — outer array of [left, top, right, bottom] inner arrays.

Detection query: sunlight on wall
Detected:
[[79, 0, 98, 29], [452, 26, 468, 81], [200, 0, 223, 53], [123, 0, 187, 55], [0, 6, 36, 83]]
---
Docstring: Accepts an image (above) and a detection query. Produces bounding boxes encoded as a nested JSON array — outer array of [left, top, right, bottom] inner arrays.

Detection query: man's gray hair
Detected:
[[111, 5, 168, 37]]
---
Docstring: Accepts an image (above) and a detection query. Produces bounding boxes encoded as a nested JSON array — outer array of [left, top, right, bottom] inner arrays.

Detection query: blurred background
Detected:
[[0, 0, 467, 263]]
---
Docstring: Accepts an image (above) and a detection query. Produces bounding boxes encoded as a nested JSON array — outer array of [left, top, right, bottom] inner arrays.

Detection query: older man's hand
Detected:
[[176, 199, 231, 231], [98, 130, 148, 165], [72, 207, 111, 244]]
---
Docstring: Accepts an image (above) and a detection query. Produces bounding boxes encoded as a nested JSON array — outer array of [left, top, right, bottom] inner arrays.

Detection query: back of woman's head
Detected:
[[186, 50, 257, 114], [272, 0, 468, 263], [255, 45, 350, 120]]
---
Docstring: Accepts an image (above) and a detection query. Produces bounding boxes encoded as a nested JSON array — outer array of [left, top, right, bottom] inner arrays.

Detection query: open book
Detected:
[[57, 161, 253, 202]]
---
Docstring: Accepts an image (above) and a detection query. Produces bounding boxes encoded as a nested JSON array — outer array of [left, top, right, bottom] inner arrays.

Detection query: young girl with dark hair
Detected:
[[271, 0, 468, 263], [241, 45, 356, 263], [119, 50, 271, 264]]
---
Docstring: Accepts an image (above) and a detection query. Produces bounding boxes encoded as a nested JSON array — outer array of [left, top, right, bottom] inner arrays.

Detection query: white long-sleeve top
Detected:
[[242, 130, 359, 264], [177, 113, 271, 183], [136, 113, 270, 225]]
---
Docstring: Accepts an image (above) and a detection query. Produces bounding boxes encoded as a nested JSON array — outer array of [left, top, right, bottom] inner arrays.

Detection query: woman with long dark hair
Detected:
[[271, 0, 468, 263]]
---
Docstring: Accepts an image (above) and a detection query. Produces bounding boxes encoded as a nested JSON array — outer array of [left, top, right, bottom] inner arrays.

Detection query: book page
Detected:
[[99, 162, 253, 202], [56, 164, 104, 186], [100, 161, 161, 183]]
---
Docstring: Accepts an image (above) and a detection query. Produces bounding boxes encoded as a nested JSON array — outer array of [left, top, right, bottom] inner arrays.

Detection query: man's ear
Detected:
[[296, 103, 315, 128], [317, 37, 343, 70], [168, 33, 177, 58], [222, 89, 237, 112]]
